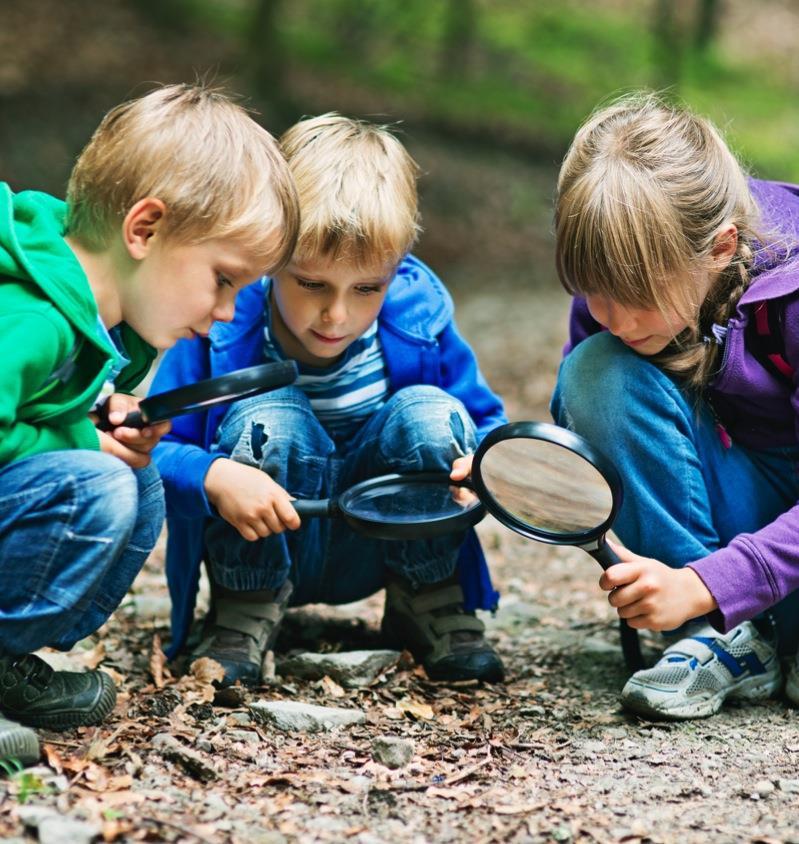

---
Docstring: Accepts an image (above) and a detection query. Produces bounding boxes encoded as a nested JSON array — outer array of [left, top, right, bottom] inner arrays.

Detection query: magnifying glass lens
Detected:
[[345, 480, 476, 525], [478, 437, 613, 535]]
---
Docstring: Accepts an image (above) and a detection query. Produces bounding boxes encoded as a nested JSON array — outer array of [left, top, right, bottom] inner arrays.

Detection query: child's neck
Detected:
[[65, 236, 123, 329]]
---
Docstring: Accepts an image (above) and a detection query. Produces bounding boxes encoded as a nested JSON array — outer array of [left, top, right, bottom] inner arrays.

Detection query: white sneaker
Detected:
[[785, 654, 799, 705], [620, 620, 782, 720]]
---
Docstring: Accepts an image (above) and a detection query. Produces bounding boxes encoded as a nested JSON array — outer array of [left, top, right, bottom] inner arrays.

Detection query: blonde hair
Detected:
[[67, 83, 299, 274], [555, 92, 760, 387], [280, 113, 420, 268]]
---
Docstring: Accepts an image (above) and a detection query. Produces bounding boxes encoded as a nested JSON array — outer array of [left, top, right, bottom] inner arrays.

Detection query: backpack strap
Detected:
[[749, 300, 795, 382]]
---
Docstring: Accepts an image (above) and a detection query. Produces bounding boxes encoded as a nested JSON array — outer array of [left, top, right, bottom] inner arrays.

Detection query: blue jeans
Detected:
[[204, 385, 477, 605], [0, 450, 165, 656], [551, 332, 799, 652]]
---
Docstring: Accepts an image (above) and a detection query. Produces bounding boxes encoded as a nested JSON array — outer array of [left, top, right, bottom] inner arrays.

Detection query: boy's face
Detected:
[[270, 254, 396, 367], [123, 238, 262, 349]]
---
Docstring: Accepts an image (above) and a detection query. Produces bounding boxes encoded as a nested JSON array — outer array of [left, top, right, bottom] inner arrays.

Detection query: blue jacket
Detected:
[[151, 255, 507, 656]]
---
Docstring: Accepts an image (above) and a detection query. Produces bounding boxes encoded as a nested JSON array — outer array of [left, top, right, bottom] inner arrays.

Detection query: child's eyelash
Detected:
[[216, 272, 234, 288]]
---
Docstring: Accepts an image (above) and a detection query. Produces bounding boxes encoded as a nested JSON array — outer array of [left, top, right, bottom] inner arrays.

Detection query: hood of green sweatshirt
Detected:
[[0, 182, 110, 356]]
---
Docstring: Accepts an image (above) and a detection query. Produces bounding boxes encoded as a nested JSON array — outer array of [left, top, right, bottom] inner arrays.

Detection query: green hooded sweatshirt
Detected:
[[0, 183, 156, 466]]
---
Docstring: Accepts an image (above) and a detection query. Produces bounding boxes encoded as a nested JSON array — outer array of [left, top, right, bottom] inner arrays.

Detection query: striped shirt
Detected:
[[261, 278, 390, 446]]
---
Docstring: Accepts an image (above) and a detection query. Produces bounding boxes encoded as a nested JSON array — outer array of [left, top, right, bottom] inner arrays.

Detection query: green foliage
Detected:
[[188, 0, 799, 178], [0, 758, 51, 804]]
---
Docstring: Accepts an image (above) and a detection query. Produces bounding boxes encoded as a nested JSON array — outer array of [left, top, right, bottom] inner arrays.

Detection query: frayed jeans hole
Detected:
[[251, 422, 268, 462]]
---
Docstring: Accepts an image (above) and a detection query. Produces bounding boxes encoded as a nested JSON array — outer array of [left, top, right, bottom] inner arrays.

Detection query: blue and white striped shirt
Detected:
[[261, 278, 390, 446]]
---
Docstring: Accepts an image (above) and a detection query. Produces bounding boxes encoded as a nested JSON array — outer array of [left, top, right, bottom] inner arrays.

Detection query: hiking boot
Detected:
[[0, 654, 117, 730], [381, 574, 505, 683], [191, 580, 293, 687], [620, 620, 781, 721], [0, 716, 40, 767]]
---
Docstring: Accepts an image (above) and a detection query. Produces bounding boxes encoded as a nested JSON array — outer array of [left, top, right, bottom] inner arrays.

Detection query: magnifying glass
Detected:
[[470, 420, 644, 672], [97, 360, 299, 430], [291, 472, 485, 541]]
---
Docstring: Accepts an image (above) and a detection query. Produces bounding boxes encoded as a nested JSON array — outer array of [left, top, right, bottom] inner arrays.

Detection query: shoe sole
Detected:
[[15, 672, 117, 730], [621, 668, 782, 721], [0, 724, 40, 767], [785, 670, 799, 706]]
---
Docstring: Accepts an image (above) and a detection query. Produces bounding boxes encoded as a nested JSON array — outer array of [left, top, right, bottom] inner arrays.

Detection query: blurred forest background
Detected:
[[2, 0, 798, 414]]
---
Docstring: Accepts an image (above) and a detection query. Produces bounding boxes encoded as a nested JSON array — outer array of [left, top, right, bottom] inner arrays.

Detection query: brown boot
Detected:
[[191, 580, 293, 687], [381, 574, 505, 682]]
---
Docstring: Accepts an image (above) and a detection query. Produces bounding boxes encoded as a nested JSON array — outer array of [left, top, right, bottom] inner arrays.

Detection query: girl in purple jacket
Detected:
[[551, 93, 799, 720]]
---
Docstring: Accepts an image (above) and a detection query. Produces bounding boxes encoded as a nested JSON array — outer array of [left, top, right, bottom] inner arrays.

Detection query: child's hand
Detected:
[[449, 453, 478, 507], [92, 393, 171, 456], [204, 458, 301, 541], [599, 540, 717, 631], [97, 429, 154, 469]]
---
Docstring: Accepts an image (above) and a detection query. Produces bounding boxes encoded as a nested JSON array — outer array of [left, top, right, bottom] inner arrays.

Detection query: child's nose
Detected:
[[213, 294, 236, 323], [604, 302, 636, 335], [323, 298, 347, 325]]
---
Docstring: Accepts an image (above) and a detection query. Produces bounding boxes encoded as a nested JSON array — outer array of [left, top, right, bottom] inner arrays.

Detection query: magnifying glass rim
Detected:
[[140, 360, 299, 423], [471, 421, 623, 545], [337, 471, 485, 537]]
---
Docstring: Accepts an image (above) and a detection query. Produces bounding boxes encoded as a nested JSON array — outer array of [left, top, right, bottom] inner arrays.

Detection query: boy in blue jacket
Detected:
[[152, 114, 507, 687]]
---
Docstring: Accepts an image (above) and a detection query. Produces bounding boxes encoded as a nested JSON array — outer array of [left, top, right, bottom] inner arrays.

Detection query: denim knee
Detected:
[[214, 386, 333, 494], [376, 386, 476, 472], [552, 332, 691, 445]]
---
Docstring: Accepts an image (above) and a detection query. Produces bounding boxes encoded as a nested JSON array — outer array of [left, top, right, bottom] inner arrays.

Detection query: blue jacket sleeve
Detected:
[[150, 339, 222, 520], [438, 318, 507, 441]]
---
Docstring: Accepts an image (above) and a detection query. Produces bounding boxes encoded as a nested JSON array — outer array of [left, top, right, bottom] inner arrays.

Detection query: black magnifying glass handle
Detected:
[[586, 537, 645, 671], [292, 499, 333, 518], [95, 401, 144, 432], [586, 536, 621, 571]]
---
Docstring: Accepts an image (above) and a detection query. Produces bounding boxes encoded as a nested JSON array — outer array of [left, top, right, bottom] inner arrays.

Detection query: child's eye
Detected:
[[216, 272, 234, 289], [355, 285, 381, 295], [297, 278, 324, 291]]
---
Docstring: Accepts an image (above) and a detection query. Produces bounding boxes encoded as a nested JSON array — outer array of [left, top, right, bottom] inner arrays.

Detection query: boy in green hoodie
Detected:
[[0, 83, 298, 765]]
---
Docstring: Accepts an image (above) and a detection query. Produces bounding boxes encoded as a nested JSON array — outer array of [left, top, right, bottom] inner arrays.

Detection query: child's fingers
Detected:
[[598, 562, 641, 591], [449, 454, 473, 481], [276, 497, 301, 531]]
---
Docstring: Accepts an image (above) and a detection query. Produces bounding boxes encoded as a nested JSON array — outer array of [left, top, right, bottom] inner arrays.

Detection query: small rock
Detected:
[[277, 650, 400, 688], [755, 780, 775, 798], [779, 778, 799, 794], [228, 729, 260, 744], [249, 700, 366, 732], [372, 736, 414, 769], [152, 733, 218, 781], [17, 807, 100, 844], [581, 740, 606, 754], [227, 711, 253, 726]]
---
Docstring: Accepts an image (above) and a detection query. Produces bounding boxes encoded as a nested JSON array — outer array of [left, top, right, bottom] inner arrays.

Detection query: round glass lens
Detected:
[[478, 438, 613, 535]]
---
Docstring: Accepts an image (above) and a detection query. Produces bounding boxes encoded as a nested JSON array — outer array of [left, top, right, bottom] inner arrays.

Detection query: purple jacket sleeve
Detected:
[[688, 292, 799, 631], [564, 297, 604, 356]]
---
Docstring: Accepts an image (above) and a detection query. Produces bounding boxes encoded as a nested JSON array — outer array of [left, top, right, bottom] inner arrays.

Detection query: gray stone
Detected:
[[372, 736, 414, 769], [755, 780, 775, 797], [277, 650, 400, 688], [249, 700, 366, 732], [17, 807, 100, 844], [152, 732, 218, 781], [228, 728, 261, 744], [779, 778, 799, 794]]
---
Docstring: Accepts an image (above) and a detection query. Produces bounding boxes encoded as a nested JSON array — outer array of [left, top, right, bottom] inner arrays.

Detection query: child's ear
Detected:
[[123, 198, 167, 259], [710, 223, 738, 272]]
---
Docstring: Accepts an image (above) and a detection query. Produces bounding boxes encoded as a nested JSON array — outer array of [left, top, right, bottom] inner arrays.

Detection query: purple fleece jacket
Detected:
[[566, 179, 799, 632]]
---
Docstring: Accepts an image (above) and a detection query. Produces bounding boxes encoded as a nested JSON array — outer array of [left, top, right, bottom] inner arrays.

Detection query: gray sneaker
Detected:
[[785, 654, 799, 705], [0, 715, 39, 768], [620, 621, 781, 720], [191, 580, 293, 687]]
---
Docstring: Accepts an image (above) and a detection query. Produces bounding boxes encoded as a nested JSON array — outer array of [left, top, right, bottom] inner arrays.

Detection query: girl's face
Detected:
[[583, 294, 685, 355], [584, 270, 715, 356]]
